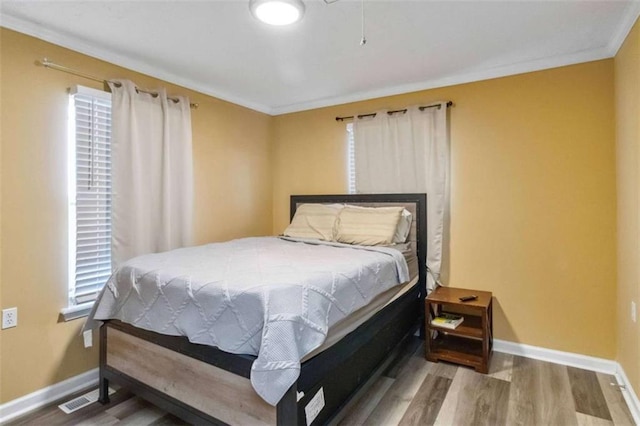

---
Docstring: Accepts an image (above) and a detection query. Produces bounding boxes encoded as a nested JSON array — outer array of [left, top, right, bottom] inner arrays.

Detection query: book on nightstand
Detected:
[[431, 313, 464, 329]]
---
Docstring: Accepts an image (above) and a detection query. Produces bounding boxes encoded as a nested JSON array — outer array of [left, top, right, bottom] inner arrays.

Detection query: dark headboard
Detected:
[[290, 193, 427, 300]]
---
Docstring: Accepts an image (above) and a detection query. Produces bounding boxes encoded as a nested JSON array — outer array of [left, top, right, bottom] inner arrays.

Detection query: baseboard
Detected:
[[494, 339, 618, 374], [0, 368, 98, 424], [615, 363, 640, 425], [495, 339, 640, 423]]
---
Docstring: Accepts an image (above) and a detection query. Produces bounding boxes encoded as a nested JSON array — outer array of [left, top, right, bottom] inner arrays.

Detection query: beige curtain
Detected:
[[353, 103, 449, 291], [108, 80, 193, 267]]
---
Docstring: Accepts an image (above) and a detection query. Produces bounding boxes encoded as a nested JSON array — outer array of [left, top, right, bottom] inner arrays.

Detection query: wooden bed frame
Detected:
[[98, 193, 427, 425]]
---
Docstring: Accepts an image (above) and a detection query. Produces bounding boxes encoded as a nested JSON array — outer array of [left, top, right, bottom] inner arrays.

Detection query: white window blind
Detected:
[[347, 123, 356, 194], [68, 86, 113, 310]]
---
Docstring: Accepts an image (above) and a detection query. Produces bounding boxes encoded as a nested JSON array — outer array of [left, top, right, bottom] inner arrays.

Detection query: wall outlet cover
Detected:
[[632, 301, 637, 323], [2, 307, 18, 329]]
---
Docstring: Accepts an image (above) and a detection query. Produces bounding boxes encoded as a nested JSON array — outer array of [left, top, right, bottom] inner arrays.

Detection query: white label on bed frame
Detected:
[[305, 387, 325, 425]]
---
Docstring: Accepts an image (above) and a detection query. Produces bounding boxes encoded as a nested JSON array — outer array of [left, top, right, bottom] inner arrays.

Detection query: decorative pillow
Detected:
[[393, 209, 413, 244], [283, 203, 342, 240], [336, 206, 404, 246]]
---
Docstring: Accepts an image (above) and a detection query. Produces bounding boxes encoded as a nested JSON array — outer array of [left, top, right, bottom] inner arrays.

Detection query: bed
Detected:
[[94, 193, 427, 425]]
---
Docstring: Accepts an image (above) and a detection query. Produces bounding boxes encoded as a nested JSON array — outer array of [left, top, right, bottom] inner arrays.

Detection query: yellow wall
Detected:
[[0, 28, 273, 403], [273, 60, 617, 359], [614, 18, 640, 394]]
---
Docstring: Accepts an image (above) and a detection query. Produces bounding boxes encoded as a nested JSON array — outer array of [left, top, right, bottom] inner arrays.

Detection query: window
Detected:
[[63, 86, 112, 320], [347, 123, 356, 194]]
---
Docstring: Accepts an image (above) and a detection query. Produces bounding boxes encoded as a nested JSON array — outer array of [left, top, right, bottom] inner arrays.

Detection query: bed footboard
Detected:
[[100, 325, 276, 425]]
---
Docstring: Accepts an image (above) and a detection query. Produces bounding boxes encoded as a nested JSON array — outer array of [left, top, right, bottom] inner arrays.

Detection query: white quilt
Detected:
[[86, 237, 409, 405]]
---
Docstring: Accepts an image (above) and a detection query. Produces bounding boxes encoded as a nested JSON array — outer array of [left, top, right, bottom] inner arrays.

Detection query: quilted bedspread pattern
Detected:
[[88, 237, 409, 405]]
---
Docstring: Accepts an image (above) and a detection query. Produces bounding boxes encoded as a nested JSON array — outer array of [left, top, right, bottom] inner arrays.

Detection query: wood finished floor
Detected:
[[9, 339, 635, 426]]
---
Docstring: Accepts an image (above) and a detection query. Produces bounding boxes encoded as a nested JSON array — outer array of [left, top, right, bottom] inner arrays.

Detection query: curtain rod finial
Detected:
[[37, 58, 54, 69]]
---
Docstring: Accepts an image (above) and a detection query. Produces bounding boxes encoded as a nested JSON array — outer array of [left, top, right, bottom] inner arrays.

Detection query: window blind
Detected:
[[69, 86, 112, 307], [347, 123, 356, 194]]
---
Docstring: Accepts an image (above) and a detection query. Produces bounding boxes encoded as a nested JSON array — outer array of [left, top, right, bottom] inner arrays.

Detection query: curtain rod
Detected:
[[335, 101, 453, 122], [38, 58, 199, 109]]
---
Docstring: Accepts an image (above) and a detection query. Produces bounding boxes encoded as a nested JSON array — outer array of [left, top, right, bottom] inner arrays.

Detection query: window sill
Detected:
[[60, 302, 94, 322]]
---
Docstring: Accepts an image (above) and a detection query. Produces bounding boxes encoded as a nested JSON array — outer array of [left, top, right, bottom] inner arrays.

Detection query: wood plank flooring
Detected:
[[8, 340, 635, 425]]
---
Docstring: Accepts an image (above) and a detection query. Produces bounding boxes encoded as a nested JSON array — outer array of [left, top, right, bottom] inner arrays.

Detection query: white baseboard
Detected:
[[495, 339, 640, 423], [0, 368, 98, 424], [494, 339, 618, 374], [615, 362, 640, 425]]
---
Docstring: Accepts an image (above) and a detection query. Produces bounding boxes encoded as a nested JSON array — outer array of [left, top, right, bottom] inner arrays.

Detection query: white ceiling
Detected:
[[2, 1, 639, 115]]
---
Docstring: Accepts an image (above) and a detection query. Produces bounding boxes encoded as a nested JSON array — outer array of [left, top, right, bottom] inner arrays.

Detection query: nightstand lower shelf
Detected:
[[427, 334, 487, 371]]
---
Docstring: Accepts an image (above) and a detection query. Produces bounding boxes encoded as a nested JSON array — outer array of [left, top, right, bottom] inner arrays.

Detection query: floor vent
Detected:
[[58, 387, 115, 414]]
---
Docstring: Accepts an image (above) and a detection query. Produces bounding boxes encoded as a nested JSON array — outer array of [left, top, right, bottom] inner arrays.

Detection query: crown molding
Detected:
[[0, 13, 273, 115], [607, 1, 640, 56], [1, 9, 630, 117], [270, 47, 612, 115]]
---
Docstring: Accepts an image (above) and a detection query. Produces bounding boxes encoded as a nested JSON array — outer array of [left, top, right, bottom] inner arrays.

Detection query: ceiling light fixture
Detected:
[[249, 0, 305, 26]]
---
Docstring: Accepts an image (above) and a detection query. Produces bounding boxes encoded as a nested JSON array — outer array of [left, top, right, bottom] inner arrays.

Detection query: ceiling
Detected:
[[1, 1, 639, 115]]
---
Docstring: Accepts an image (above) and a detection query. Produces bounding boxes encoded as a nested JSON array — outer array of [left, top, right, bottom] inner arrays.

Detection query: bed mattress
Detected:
[[86, 237, 409, 405]]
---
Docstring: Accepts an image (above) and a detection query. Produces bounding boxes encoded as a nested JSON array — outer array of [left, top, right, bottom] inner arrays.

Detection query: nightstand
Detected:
[[425, 286, 493, 373]]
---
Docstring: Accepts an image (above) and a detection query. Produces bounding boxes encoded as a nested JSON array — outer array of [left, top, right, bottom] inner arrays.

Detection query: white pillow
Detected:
[[283, 203, 343, 240], [336, 206, 403, 246], [393, 209, 413, 243]]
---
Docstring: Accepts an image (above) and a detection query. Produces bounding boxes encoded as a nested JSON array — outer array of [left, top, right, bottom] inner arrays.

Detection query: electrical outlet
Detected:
[[2, 307, 17, 329], [632, 301, 637, 324]]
